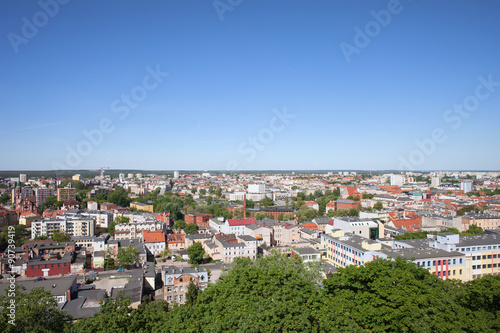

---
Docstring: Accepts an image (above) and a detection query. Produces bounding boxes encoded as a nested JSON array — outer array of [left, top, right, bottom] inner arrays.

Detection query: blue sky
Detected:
[[1, 0, 499, 171]]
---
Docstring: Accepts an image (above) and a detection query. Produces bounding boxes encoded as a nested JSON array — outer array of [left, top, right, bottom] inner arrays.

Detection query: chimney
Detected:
[[243, 195, 247, 219]]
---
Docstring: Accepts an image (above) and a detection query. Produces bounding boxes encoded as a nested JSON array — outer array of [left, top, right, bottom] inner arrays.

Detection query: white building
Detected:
[[461, 181, 473, 193], [31, 216, 95, 239], [390, 174, 404, 187]]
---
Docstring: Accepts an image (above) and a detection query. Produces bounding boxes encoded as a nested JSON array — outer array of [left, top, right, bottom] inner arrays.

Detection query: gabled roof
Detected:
[[143, 230, 166, 243]]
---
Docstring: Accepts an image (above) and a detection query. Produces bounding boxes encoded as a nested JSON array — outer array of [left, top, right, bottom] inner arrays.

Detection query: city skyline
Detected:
[[1, 0, 499, 171]]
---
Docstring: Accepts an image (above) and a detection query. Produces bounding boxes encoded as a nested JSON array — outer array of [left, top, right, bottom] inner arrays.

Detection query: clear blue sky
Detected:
[[1, 0, 499, 171]]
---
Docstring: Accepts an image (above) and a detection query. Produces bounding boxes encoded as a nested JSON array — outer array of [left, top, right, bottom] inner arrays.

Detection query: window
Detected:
[[483, 255, 487, 260], [459, 259, 463, 264], [483, 264, 487, 269], [453, 259, 456, 264], [179, 286, 183, 292], [488, 255, 492, 259], [179, 295, 183, 301], [167, 296, 172, 301], [453, 270, 456, 276], [460, 269, 462, 275], [167, 287, 172, 292]]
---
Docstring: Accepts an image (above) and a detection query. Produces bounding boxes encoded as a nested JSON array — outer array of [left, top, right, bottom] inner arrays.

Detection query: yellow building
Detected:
[[130, 202, 154, 213], [19, 213, 41, 228]]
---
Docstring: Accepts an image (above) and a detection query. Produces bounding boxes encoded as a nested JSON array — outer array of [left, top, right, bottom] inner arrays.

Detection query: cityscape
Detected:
[[1, 0, 500, 332]]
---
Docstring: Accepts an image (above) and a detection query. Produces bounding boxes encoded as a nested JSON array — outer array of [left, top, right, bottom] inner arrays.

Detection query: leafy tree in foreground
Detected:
[[323, 257, 493, 332], [51, 229, 72, 242], [0, 286, 71, 333]]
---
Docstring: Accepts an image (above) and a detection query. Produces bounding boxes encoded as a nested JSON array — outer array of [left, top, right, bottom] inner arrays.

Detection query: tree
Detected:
[[187, 242, 205, 265], [296, 206, 318, 222], [173, 220, 186, 230], [245, 198, 255, 208], [184, 223, 199, 235], [185, 279, 199, 307], [282, 212, 294, 221], [373, 201, 383, 211], [260, 197, 274, 208], [0, 193, 11, 205], [199, 189, 206, 196], [107, 187, 131, 207], [115, 215, 130, 224], [57, 179, 85, 190], [158, 248, 171, 261], [117, 246, 139, 268], [50, 229, 71, 242], [323, 257, 487, 332], [254, 212, 268, 220], [0, 285, 72, 332], [0, 225, 30, 251], [462, 225, 483, 235]]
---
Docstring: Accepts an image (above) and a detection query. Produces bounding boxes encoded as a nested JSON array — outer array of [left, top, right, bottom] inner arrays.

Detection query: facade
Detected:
[[326, 217, 381, 240], [130, 202, 154, 213], [224, 218, 257, 236], [143, 230, 166, 256], [31, 217, 95, 238], [162, 266, 208, 305], [114, 219, 165, 240], [463, 214, 500, 231], [166, 234, 185, 252], [185, 213, 213, 227], [35, 188, 56, 206], [209, 217, 225, 234], [57, 188, 77, 202]]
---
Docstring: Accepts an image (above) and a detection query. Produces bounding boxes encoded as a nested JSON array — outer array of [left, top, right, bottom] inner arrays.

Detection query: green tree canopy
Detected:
[[187, 242, 205, 265], [0, 285, 72, 332], [184, 223, 199, 235], [117, 246, 139, 268], [50, 229, 71, 242]]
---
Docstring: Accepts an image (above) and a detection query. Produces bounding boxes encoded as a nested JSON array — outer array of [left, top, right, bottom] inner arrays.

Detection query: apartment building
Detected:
[[31, 216, 95, 238], [57, 188, 76, 202]]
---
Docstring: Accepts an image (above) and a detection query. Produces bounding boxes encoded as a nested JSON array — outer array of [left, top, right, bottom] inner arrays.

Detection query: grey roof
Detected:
[[0, 277, 77, 297], [61, 297, 101, 319], [313, 217, 332, 224], [292, 247, 319, 255], [163, 265, 207, 275], [380, 247, 464, 260], [457, 234, 500, 247], [237, 235, 257, 242], [324, 233, 388, 252]]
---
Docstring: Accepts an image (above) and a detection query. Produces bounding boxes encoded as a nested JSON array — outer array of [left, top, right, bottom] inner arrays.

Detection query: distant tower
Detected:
[[308, 172, 311, 182]]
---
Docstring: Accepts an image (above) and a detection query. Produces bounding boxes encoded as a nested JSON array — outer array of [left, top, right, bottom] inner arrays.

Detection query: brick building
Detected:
[[185, 213, 213, 227]]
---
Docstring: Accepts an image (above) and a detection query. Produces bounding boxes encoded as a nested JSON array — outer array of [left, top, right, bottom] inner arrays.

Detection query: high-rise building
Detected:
[[461, 181, 473, 193], [19, 174, 27, 183], [57, 188, 77, 202], [431, 176, 441, 188], [390, 174, 404, 187], [35, 188, 56, 206]]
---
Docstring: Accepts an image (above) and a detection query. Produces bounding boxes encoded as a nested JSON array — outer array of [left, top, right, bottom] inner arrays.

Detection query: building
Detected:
[[57, 188, 77, 202], [326, 217, 382, 239], [72, 174, 82, 181], [130, 202, 154, 213], [0, 206, 18, 228], [431, 177, 441, 188], [325, 200, 358, 212], [461, 181, 473, 193], [31, 216, 95, 238], [87, 201, 98, 210], [166, 234, 185, 252], [19, 212, 40, 228], [390, 174, 404, 187], [143, 230, 166, 256], [162, 266, 208, 305], [257, 208, 294, 221], [35, 187, 56, 206], [19, 174, 27, 183], [304, 201, 319, 210], [463, 214, 500, 231], [185, 213, 213, 227], [0, 277, 78, 304], [209, 217, 225, 234], [224, 218, 257, 236]]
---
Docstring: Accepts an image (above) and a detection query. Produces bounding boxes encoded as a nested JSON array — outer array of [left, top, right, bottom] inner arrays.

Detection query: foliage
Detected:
[[260, 197, 274, 208], [107, 187, 131, 207], [296, 206, 318, 222], [0, 192, 11, 205], [184, 223, 199, 235], [373, 201, 383, 210], [245, 198, 255, 208], [0, 285, 72, 333], [187, 242, 205, 265], [50, 229, 72, 242], [394, 231, 429, 240], [457, 205, 482, 216], [254, 212, 268, 220], [0, 225, 30, 251], [117, 246, 139, 268], [462, 224, 483, 235], [323, 257, 495, 332], [173, 220, 186, 230], [185, 279, 199, 307], [57, 180, 85, 190]]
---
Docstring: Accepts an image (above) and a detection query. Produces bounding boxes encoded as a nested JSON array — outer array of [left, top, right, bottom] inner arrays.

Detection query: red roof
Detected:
[[301, 223, 318, 230], [143, 230, 166, 243], [227, 218, 257, 226]]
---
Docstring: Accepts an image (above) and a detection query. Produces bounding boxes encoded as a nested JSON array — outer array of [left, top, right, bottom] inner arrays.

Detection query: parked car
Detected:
[[34, 277, 46, 281], [171, 255, 177, 261], [117, 268, 124, 272]]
